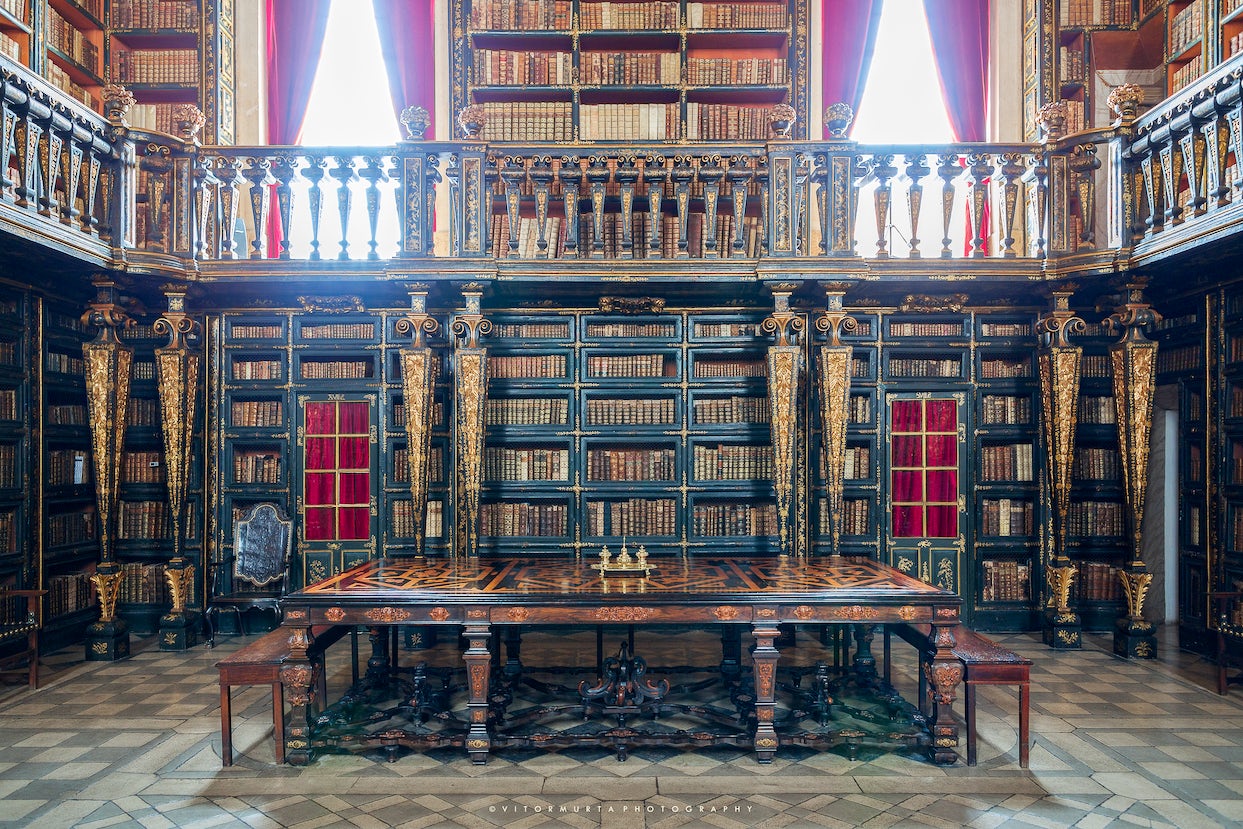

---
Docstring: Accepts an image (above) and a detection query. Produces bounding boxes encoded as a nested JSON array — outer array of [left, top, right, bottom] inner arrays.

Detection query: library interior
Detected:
[[4, 0, 1243, 826]]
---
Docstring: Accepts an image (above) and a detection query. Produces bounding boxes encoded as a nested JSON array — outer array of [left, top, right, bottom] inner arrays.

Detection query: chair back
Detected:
[[232, 503, 292, 589]]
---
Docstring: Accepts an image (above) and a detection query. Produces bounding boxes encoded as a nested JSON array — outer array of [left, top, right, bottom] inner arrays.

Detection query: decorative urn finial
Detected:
[[171, 104, 206, 142], [823, 102, 854, 139], [1037, 100, 1070, 140], [457, 104, 487, 139], [1107, 83, 1144, 123], [768, 103, 796, 138], [400, 105, 431, 140], [101, 84, 136, 126]]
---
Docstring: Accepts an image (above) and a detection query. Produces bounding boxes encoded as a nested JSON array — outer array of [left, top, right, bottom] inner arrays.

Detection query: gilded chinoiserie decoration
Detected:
[[452, 285, 491, 558], [769, 103, 796, 138], [794, 605, 814, 620], [598, 296, 666, 314], [400, 105, 432, 140], [836, 605, 880, 621], [297, 295, 365, 314], [101, 83, 136, 125], [396, 285, 441, 556], [507, 607, 530, 622], [816, 284, 858, 554], [1104, 280, 1161, 656], [458, 104, 487, 139], [171, 104, 206, 142], [364, 607, 413, 623], [900, 293, 968, 313], [429, 607, 450, 621], [713, 606, 740, 621], [154, 285, 202, 619], [1107, 83, 1145, 123], [592, 607, 656, 622], [1037, 287, 1085, 625], [325, 607, 346, 622], [823, 102, 854, 139], [1037, 100, 1070, 140], [763, 285, 804, 557], [81, 277, 133, 630], [898, 606, 917, 621]]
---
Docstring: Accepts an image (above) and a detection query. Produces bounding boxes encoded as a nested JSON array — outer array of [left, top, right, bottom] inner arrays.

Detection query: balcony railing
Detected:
[[1, 54, 1238, 278]]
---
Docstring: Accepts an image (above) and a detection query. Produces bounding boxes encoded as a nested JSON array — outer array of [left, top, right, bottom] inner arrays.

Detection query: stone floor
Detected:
[[0, 624, 1240, 828]]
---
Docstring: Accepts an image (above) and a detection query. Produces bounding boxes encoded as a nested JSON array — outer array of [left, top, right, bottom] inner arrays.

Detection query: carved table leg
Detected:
[[463, 620, 492, 764], [926, 621, 963, 765], [364, 626, 390, 689], [281, 625, 315, 765], [852, 623, 878, 687], [751, 619, 780, 763]]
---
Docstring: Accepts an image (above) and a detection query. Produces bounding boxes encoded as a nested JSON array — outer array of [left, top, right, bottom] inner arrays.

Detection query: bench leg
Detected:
[[1019, 681, 1030, 769], [220, 685, 233, 767], [965, 680, 977, 766]]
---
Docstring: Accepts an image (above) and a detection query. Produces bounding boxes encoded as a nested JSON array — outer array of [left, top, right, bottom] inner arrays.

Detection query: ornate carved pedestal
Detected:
[[1114, 616, 1156, 658], [1043, 607, 1083, 650]]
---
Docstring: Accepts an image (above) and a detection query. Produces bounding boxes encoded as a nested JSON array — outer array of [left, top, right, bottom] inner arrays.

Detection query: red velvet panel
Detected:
[[305, 402, 336, 434], [306, 507, 334, 540], [926, 505, 957, 537], [926, 434, 957, 466], [893, 505, 922, 537], [339, 507, 370, 540], [373, 0, 437, 133]]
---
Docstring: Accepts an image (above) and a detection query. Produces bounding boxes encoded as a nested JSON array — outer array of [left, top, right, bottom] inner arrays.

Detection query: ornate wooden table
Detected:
[[277, 556, 964, 766]]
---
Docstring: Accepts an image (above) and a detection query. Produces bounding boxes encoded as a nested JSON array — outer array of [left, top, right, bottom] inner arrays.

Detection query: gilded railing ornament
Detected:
[[154, 284, 202, 649], [452, 285, 491, 558], [769, 103, 796, 138], [1038, 286, 1085, 648], [101, 83, 136, 126], [1107, 84, 1145, 125], [82, 276, 134, 660], [396, 285, 441, 556], [1105, 279, 1161, 657], [762, 284, 805, 557], [816, 283, 857, 554], [400, 105, 432, 141], [171, 104, 206, 143], [457, 104, 486, 140], [1037, 100, 1070, 141], [823, 102, 854, 140]]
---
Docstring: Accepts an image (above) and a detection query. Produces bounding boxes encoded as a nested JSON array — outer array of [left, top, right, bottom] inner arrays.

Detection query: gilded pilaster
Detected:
[[452, 286, 490, 558], [154, 285, 202, 650], [396, 285, 441, 556], [1106, 280, 1161, 658], [1037, 286, 1084, 649], [815, 284, 857, 554], [82, 276, 134, 661], [762, 284, 805, 557]]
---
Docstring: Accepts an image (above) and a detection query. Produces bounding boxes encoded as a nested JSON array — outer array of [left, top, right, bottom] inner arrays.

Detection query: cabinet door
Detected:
[[885, 394, 966, 594], [297, 395, 378, 585]]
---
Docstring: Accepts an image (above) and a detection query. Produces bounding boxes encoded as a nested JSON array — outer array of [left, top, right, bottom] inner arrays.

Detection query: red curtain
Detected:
[[265, 0, 332, 256], [373, 0, 438, 135], [821, 0, 883, 135]]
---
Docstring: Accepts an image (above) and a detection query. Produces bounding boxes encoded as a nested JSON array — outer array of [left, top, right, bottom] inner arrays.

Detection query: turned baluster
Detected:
[[241, 156, 273, 259], [869, 153, 896, 258], [935, 151, 959, 258], [529, 156, 554, 258], [902, 152, 929, 258], [329, 154, 357, 259], [215, 157, 245, 259], [558, 157, 581, 257], [642, 157, 665, 259], [585, 156, 610, 259], [699, 158, 724, 258], [615, 156, 639, 259], [269, 154, 299, 259], [303, 156, 328, 260], [358, 153, 388, 260]]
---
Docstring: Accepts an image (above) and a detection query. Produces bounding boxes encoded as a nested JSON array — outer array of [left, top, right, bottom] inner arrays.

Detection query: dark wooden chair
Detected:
[[0, 587, 43, 689], [205, 503, 293, 647], [1213, 591, 1243, 695]]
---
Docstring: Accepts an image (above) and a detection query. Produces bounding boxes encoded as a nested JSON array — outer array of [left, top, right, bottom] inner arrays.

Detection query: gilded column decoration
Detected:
[[815, 283, 857, 555], [452, 285, 490, 558], [154, 284, 202, 651], [396, 285, 440, 556], [762, 284, 805, 557], [1106, 280, 1161, 659], [1037, 286, 1084, 649], [82, 276, 134, 661]]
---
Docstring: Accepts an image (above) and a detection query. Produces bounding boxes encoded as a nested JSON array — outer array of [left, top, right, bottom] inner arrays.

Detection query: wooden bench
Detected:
[[215, 625, 357, 766], [887, 623, 1031, 768]]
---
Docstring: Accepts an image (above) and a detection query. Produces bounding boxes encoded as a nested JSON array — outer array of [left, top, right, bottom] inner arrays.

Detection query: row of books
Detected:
[[687, 2, 788, 29], [0, 443, 12, 488], [231, 323, 283, 339], [300, 322, 374, 340], [582, 52, 679, 86], [1074, 561, 1122, 602], [687, 57, 788, 86], [473, 49, 572, 86], [481, 501, 567, 536], [981, 394, 1031, 425], [116, 561, 172, 605], [685, 102, 777, 141], [127, 397, 159, 426], [110, 0, 198, 30], [980, 357, 1032, 379], [586, 397, 676, 426], [1080, 395, 1117, 425], [580, 103, 681, 141], [390, 499, 444, 538], [1058, 0, 1131, 26], [1230, 31, 1243, 61], [392, 402, 447, 429], [693, 321, 755, 338], [693, 395, 769, 425], [585, 497, 676, 536], [692, 501, 777, 537], [490, 354, 566, 379], [586, 321, 676, 339], [0, 388, 14, 420], [132, 361, 156, 381], [578, 2, 679, 30], [1158, 343, 1203, 373], [492, 215, 566, 259], [0, 510, 11, 554], [486, 397, 568, 426], [888, 357, 960, 378], [889, 321, 962, 337], [232, 359, 282, 381], [1066, 500, 1124, 536], [48, 508, 96, 547], [1170, 1, 1205, 57], [486, 447, 570, 481], [979, 559, 1030, 603], [690, 357, 763, 379], [47, 449, 91, 487], [494, 321, 572, 339], [489, 212, 765, 261], [45, 352, 84, 376], [117, 499, 170, 539], [47, 8, 99, 74], [586, 353, 666, 378], [979, 322, 1033, 337], [391, 446, 445, 484], [980, 498, 1034, 537], [112, 48, 199, 85], [468, 0, 572, 31], [122, 450, 162, 484], [47, 571, 96, 619], [44, 61, 95, 109], [843, 445, 870, 480], [1171, 54, 1204, 94], [232, 399, 284, 428], [480, 101, 573, 142], [0, 31, 18, 63], [0, 0, 25, 23], [1075, 446, 1120, 480], [819, 498, 871, 535], [1187, 445, 1203, 484], [692, 444, 771, 481], [588, 447, 676, 481], [301, 360, 372, 380], [1059, 45, 1086, 84], [979, 443, 1034, 482], [232, 450, 279, 485]]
